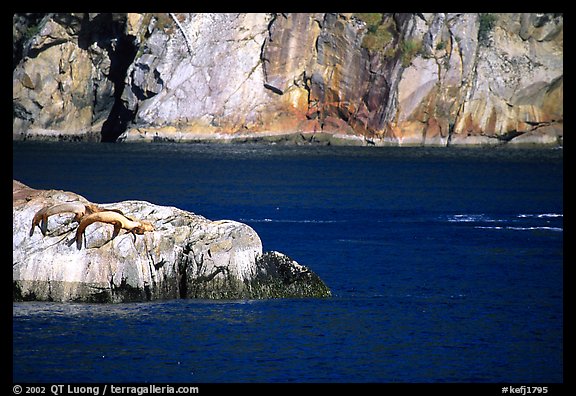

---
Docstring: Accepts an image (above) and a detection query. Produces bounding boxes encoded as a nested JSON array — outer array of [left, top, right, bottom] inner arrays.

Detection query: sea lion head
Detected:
[[134, 220, 155, 234], [84, 204, 100, 215]]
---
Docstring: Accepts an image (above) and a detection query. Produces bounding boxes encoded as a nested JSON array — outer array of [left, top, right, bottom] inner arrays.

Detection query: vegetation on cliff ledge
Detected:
[[355, 13, 393, 52], [478, 13, 497, 45]]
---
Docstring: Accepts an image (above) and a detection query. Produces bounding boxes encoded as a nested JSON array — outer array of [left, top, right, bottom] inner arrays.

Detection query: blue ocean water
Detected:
[[12, 142, 563, 383]]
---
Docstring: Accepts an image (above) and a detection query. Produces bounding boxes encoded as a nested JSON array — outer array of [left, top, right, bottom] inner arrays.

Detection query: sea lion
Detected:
[[74, 211, 155, 249], [30, 202, 123, 236]]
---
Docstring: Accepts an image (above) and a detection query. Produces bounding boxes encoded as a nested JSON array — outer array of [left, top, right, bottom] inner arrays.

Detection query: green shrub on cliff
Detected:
[[400, 39, 422, 67], [478, 13, 497, 44], [354, 13, 383, 27], [361, 24, 394, 51], [23, 23, 41, 40], [355, 13, 397, 53]]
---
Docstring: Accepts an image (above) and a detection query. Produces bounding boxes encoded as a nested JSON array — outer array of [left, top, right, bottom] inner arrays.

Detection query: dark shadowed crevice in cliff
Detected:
[[354, 13, 408, 135], [71, 14, 141, 142], [261, 13, 282, 95], [99, 36, 139, 142]]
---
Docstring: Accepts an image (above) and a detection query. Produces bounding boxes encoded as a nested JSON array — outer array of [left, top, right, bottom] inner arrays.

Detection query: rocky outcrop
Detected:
[[12, 13, 137, 142], [13, 13, 563, 146], [13, 180, 331, 302]]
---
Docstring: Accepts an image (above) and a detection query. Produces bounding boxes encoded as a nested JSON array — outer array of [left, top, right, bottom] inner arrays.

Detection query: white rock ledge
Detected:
[[13, 180, 331, 302]]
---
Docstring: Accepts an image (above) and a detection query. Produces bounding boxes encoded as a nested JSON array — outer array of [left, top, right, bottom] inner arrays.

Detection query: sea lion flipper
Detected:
[[112, 222, 121, 239], [40, 217, 48, 236], [75, 218, 90, 250], [30, 207, 46, 237]]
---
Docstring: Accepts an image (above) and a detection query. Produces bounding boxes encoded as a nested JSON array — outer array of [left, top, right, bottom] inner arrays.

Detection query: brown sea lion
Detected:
[[30, 203, 123, 236], [74, 211, 155, 249]]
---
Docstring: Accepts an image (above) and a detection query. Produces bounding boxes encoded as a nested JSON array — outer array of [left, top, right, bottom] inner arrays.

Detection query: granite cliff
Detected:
[[13, 180, 331, 302], [13, 13, 563, 146]]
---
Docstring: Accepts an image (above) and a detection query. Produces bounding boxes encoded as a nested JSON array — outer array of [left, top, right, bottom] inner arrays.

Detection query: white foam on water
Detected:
[[517, 213, 563, 219], [240, 218, 344, 224], [475, 226, 563, 232]]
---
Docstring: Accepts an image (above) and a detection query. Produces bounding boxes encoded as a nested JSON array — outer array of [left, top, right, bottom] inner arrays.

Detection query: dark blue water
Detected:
[[12, 142, 563, 383]]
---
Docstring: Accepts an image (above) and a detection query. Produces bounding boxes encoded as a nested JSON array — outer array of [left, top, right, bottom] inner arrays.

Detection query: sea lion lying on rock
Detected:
[[74, 211, 155, 249], [30, 202, 123, 237]]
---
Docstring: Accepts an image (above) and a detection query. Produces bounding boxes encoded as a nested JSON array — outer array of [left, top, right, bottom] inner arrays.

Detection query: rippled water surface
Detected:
[[13, 142, 563, 383]]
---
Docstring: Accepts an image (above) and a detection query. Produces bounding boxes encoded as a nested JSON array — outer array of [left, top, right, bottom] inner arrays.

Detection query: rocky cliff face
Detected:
[[13, 180, 331, 302], [13, 13, 563, 146]]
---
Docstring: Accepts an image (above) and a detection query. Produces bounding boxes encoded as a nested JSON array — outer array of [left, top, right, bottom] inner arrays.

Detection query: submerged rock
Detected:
[[13, 180, 331, 302]]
